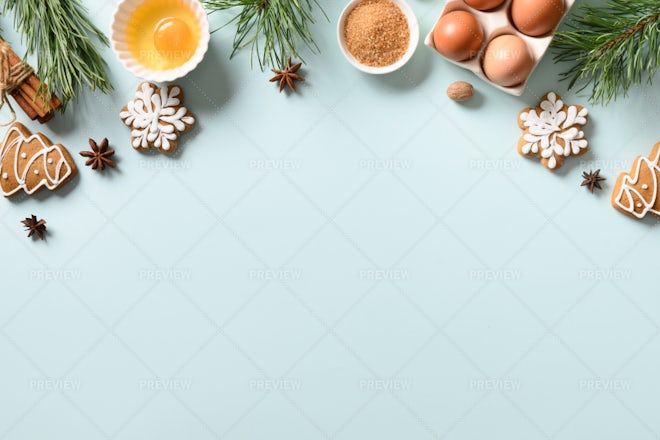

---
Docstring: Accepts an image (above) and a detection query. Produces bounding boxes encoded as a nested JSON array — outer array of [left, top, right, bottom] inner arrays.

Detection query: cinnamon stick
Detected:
[[15, 86, 48, 117], [37, 112, 54, 124], [14, 70, 61, 113], [12, 89, 42, 118], [5, 49, 48, 116], [11, 91, 38, 120], [5, 45, 61, 121]]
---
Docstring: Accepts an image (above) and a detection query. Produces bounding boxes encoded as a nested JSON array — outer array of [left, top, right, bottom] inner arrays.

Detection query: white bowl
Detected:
[[110, 0, 210, 82], [337, 0, 419, 74]]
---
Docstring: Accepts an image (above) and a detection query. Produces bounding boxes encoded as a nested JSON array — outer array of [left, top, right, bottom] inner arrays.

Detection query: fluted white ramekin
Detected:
[[110, 0, 210, 82]]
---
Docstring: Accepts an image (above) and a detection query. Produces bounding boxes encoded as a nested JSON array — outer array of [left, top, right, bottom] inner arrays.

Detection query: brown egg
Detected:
[[464, 0, 506, 11], [432, 10, 484, 61], [511, 0, 565, 37], [482, 35, 534, 87]]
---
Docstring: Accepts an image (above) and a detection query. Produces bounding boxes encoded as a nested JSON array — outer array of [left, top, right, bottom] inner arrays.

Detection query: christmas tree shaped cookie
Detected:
[[0, 122, 77, 197]]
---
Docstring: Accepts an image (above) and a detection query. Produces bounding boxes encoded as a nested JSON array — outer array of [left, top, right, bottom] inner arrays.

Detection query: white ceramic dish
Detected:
[[337, 0, 420, 75], [424, 0, 575, 95], [110, 0, 210, 83]]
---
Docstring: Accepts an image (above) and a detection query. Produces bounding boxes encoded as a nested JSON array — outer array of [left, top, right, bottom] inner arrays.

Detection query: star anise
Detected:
[[80, 138, 116, 170], [22, 215, 47, 240], [269, 58, 304, 93], [581, 169, 606, 193]]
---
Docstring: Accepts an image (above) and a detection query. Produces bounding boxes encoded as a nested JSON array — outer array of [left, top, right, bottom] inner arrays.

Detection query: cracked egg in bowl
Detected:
[[111, 0, 210, 82]]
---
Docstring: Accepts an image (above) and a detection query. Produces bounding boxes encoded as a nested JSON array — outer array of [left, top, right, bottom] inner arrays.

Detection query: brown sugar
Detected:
[[344, 0, 410, 67]]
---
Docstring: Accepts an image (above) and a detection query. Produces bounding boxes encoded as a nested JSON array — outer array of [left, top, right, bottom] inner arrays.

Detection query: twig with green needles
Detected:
[[552, 0, 659, 105], [2, 0, 113, 111], [203, 0, 327, 70]]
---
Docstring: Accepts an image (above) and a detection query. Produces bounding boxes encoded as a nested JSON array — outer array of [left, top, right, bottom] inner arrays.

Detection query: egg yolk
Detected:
[[125, 0, 201, 70], [153, 17, 195, 59]]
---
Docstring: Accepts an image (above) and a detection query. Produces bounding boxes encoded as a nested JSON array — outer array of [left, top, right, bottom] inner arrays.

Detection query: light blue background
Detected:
[[1, 0, 659, 438]]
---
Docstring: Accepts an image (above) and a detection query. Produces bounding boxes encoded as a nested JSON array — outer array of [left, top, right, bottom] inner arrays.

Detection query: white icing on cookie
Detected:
[[0, 125, 74, 196], [119, 83, 195, 152], [519, 92, 589, 169], [613, 146, 660, 219]]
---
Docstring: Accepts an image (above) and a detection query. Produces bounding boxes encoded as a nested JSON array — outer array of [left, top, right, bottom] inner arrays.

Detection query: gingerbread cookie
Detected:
[[120, 82, 195, 155], [0, 122, 77, 197], [612, 142, 660, 219], [518, 92, 589, 170]]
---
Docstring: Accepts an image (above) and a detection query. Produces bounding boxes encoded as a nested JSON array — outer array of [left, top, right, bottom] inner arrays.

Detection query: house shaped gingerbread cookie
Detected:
[[612, 143, 660, 219]]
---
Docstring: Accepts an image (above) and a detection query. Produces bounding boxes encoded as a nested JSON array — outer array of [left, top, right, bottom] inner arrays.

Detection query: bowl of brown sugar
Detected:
[[338, 0, 419, 74]]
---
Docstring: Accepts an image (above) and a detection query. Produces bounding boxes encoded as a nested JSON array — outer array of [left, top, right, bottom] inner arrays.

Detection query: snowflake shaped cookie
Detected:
[[120, 82, 195, 155], [517, 92, 589, 171]]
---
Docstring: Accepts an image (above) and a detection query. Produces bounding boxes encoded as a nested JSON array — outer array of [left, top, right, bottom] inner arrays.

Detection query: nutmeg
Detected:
[[446, 81, 474, 102]]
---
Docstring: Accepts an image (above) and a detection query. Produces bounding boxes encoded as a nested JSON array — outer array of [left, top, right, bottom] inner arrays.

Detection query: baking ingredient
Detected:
[[464, 0, 506, 11], [344, 0, 410, 67], [270, 58, 305, 92], [203, 0, 326, 71], [22, 215, 46, 240], [80, 138, 116, 171], [581, 169, 606, 193], [553, 0, 659, 104], [511, 0, 564, 37], [482, 35, 534, 87], [1, 0, 112, 111], [446, 81, 474, 101], [126, 0, 201, 70], [0, 41, 61, 124], [154, 17, 195, 58], [433, 10, 483, 61]]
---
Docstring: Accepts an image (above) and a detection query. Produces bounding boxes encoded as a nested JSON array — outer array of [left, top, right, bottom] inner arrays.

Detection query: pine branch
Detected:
[[2, 0, 113, 111], [552, 0, 659, 105], [203, 0, 327, 70]]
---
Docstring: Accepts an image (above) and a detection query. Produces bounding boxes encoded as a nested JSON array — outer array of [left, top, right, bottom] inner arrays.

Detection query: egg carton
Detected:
[[424, 0, 575, 96]]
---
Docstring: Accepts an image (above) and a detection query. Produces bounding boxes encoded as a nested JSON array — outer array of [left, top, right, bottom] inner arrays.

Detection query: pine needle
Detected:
[[552, 0, 659, 105], [203, 0, 327, 70], [2, 0, 113, 111]]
